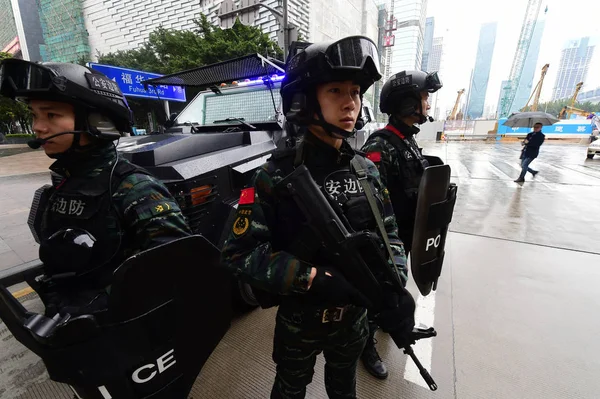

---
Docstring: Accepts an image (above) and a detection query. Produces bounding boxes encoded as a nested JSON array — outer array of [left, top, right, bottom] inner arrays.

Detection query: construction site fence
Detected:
[[363, 120, 593, 142]]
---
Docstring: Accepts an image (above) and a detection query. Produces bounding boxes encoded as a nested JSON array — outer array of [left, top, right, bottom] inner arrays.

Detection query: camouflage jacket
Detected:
[[45, 143, 191, 269], [221, 131, 408, 298]]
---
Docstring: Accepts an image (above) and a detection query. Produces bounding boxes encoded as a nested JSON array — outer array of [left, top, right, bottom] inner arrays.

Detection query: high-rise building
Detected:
[[387, 0, 428, 74], [372, 2, 389, 120], [311, 0, 379, 44], [83, 0, 310, 60], [551, 37, 595, 101], [577, 86, 600, 105], [37, 0, 90, 62], [1, 0, 46, 61], [421, 16, 434, 72], [466, 22, 497, 119], [496, 79, 509, 118], [0, 0, 19, 56], [510, 20, 545, 113], [427, 36, 442, 121], [428, 37, 442, 72]]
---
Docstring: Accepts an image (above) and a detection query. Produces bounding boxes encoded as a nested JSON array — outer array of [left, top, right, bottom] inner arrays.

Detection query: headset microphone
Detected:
[[27, 130, 121, 149], [27, 132, 84, 149]]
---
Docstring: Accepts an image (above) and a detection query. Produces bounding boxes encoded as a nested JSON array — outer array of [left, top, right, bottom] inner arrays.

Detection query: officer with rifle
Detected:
[[221, 36, 436, 398], [360, 70, 457, 378]]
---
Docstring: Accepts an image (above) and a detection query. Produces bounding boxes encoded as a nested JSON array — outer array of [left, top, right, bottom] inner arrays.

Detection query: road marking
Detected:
[[12, 287, 34, 299], [403, 291, 436, 389]]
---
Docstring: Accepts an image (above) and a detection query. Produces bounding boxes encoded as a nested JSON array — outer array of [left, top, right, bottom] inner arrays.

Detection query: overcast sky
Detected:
[[424, 0, 600, 116]]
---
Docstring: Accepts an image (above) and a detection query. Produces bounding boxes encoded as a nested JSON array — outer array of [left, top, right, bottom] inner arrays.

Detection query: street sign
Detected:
[[87, 63, 186, 102]]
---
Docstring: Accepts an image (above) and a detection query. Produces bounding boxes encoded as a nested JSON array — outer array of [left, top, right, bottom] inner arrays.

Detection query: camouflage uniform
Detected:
[[361, 121, 428, 253], [221, 131, 407, 399], [37, 143, 191, 316]]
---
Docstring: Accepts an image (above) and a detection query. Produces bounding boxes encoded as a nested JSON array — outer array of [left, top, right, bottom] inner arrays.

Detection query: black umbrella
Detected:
[[503, 111, 559, 128]]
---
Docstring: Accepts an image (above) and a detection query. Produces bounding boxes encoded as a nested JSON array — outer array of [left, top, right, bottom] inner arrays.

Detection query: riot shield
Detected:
[[0, 235, 231, 399], [410, 165, 457, 296]]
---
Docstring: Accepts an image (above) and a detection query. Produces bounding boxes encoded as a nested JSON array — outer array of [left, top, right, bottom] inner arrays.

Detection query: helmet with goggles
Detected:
[[281, 36, 382, 138], [379, 70, 442, 124], [0, 59, 133, 136]]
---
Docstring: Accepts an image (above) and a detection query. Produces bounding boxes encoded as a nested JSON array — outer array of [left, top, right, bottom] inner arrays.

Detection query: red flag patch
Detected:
[[238, 187, 255, 205], [366, 152, 382, 163]]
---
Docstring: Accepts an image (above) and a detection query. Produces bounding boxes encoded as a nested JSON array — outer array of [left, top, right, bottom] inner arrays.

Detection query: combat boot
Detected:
[[361, 337, 388, 379]]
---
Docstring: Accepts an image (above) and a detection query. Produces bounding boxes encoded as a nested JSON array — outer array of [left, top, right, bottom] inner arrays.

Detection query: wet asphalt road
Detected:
[[0, 141, 599, 398]]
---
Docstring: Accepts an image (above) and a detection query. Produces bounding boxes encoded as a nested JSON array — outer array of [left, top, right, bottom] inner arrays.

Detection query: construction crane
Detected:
[[568, 81, 584, 109], [499, 1, 545, 117], [558, 105, 593, 120], [521, 63, 549, 112], [448, 89, 465, 120]]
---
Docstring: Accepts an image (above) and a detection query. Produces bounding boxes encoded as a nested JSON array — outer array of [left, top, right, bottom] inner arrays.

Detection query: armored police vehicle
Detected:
[[116, 54, 289, 309]]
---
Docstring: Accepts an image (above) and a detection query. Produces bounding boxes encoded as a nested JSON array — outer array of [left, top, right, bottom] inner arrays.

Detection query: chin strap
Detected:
[[50, 108, 98, 160], [312, 107, 357, 139]]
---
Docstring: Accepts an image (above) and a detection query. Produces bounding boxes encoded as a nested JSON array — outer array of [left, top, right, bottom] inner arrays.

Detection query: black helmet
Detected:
[[380, 70, 442, 124], [281, 36, 382, 138], [0, 59, 133, 135]]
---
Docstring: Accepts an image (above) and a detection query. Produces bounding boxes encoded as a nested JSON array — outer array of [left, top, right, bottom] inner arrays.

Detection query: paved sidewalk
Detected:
[[0, 148, 52, 177]]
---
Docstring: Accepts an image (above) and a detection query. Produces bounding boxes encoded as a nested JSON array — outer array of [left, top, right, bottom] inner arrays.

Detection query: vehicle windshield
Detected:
[[176, 81, 282, 127]]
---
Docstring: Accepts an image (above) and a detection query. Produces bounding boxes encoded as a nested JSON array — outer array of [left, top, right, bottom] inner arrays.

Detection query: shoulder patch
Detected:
[[232, 208, 252, 237]]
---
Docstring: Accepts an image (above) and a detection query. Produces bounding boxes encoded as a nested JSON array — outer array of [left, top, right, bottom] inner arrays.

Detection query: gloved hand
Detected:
[[308, 267, 371, 308], [376, 291, 416, 348]]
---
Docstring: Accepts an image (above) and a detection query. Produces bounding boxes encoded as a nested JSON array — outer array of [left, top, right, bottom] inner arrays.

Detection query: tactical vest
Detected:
[[273, 144, 384, 244], [251, 144, 386, 309], [38, 159, 152, 289], [368, 125, 428, 225]]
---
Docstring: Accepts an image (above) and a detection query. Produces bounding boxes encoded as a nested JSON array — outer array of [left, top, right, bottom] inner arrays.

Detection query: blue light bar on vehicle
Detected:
[[237, 74, 285, 87]]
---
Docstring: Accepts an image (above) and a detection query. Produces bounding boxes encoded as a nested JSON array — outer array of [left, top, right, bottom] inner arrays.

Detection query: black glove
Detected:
[[376, 291, 416, 348], [308, 267, 371, 308]]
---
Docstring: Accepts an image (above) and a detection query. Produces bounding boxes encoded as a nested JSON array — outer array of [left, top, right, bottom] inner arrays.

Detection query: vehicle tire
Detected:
[[587, 154, 595, 159]]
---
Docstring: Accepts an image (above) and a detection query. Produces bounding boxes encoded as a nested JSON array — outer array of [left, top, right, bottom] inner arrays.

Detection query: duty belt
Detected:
[[281, 303, 362, 325]]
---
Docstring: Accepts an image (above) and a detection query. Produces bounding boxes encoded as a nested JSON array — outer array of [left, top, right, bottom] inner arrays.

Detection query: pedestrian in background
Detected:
[[515, 122, 545, 183]]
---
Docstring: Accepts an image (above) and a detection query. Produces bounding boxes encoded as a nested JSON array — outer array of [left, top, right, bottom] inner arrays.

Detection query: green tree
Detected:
[[0, 52, 32, 135], [536, 99, 599, 117], [95, 15, 283, 130], [97, 15, 283, 74]]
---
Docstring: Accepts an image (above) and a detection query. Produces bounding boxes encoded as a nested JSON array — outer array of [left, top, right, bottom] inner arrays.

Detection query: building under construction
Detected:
[[37, 0, 90, 62], [1, 0, 89, 62]]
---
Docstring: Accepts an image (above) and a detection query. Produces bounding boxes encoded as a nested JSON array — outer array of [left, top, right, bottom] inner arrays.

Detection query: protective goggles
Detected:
[[425, 72, 442, 93], [0, 59, 59, 99], [324, 36, 382, 79]]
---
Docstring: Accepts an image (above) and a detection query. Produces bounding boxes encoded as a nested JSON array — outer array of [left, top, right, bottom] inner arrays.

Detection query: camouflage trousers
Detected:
[[271, 304, 369, 399]]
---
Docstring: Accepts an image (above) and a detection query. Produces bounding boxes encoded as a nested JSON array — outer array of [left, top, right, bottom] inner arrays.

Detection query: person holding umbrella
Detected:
[[502, 112, 556, 183], [515, 122, 545, 182]]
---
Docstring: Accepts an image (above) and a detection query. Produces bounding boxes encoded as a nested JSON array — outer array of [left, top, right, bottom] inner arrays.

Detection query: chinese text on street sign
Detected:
[[87, 63, 186, 102]]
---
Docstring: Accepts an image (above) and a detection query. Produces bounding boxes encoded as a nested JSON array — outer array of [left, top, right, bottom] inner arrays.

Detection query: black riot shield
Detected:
[[410, 165, 457, 296], [0, 235, 232, 399]]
